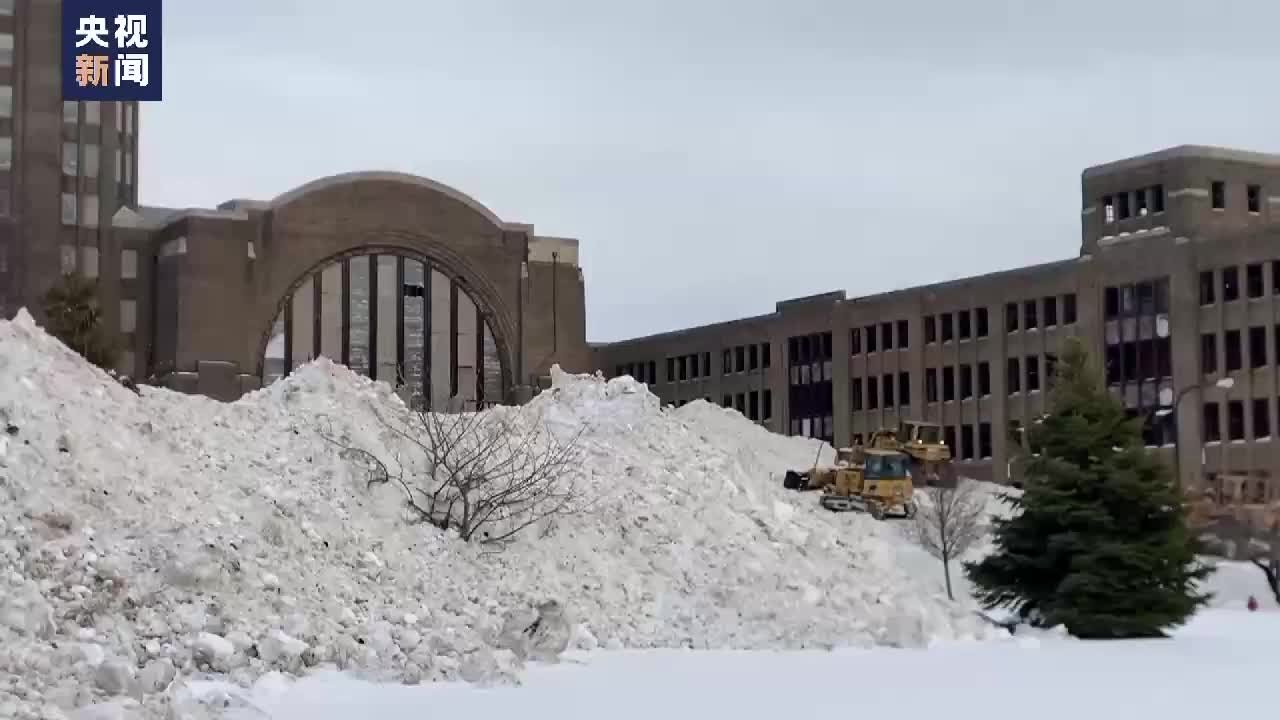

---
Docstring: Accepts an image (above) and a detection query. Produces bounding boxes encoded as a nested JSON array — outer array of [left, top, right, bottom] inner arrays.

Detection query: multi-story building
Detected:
[[594, 145, 1280, 496], [0, 0, 590, 404]]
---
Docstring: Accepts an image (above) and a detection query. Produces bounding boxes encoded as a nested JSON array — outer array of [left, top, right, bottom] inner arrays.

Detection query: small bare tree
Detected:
[[1187, 480, 1280, 605], [329, 402, 587, 545], [911, 480, 987, 601]]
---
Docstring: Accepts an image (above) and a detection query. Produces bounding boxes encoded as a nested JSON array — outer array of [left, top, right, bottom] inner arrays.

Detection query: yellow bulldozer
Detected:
[[864, 420, 957, 487], [782, 445, 917, 520]]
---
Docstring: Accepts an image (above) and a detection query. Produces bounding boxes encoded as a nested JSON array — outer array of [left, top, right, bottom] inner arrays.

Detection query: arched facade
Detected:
[[119, 172, 588, 403]]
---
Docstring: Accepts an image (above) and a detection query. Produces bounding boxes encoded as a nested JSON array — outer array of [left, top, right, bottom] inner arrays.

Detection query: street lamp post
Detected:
[[1159, 377, 1234, 488]]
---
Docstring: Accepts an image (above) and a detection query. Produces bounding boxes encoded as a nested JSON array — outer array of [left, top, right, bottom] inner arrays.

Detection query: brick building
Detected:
[[0, 0, 590, 405], [593, 146, 1280, 494]]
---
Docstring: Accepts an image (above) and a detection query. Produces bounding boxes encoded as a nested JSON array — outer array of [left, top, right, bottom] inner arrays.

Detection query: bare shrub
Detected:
[[911, 480, 987, 601], [1188, 481, 1280, 605], [330, 403, 587, 545]]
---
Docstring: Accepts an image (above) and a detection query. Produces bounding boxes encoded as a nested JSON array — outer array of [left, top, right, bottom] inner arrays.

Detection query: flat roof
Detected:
[[1083, 144, 1280, 178]]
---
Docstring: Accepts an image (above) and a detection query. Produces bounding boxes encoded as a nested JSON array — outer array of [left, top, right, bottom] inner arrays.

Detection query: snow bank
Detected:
[[0, 310, 997, 719]]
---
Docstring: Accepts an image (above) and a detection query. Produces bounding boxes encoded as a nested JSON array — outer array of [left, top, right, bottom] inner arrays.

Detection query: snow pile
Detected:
[[0, 310, 999, 720]]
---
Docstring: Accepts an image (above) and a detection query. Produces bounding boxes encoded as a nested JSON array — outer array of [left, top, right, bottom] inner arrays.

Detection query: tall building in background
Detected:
[[0, 0, 139, 323]]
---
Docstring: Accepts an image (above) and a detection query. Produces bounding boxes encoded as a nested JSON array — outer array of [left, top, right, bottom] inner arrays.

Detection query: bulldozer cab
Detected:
[[863, 450, 910, 479], [899, 420, 942, 446]]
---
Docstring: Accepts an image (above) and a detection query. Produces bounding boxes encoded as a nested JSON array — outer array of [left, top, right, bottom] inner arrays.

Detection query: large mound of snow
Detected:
[[0, 310, 997, 719]]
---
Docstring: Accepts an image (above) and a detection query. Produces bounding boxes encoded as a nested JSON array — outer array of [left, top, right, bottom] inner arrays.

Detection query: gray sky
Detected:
[[142, 0, 1280, 342]]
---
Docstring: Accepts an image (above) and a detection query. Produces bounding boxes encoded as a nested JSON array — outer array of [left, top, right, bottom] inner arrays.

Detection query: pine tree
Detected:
[[42, 273, 118, 371], [964, 336, 1210, 638]]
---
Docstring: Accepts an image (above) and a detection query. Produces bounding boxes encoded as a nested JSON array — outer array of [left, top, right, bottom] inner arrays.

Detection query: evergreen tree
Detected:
[[42, 273, 118, 371], [964, 337, 1210, 638]]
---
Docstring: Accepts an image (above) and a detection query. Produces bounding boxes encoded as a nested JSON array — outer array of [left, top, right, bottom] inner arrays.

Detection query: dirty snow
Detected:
[[0, 310, 1000, 720]]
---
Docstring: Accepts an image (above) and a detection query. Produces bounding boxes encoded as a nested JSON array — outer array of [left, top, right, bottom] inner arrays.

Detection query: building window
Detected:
[[0, 1, 12, 15], [1023, 300, 1038, 330], [881, 322, 894, 351], [960, 364, 973, 400], [942, 367, 955, 401], [978, 361, 991, 396], [925, 368, 938, 403], [63, 142, 78, 176], [735, 393, 746, 413], [1223, 266, 1239, 302], [897, 319, 909, 349], [944, 426, 956, 454], [1203, 402, 1221, 442], [735, 346, 746, 372], [1247, 184, 1261, 213], [978, 422, 992, 459], [976, 307, 989, 338], [1026, 355, 1041, 391], [62, 100, 79, 125], [898, 372, 910, 406], [1104, 286, 1119, 318], [1005, 302, 1018, 332], [850, 328, 861, 355], [882, 374, 895, 407], [851, 378, 863, 411], [958, 310, 971, 340], [83, 145, 99, 177], [867, 377, 879, 409], [666, 357, 675, 382], [1117, 192, 1131, 219], [722, 394, 731, 408], [748, 344, 759, 371], [1228, 400, 1245, 441], [0, 33, 11, 67], [704, 351, 713, 375], [0, 137, 10, 171], [85, 101, 101, 126], [924, 315, 936, 344], [61, 193, 77, 225], [1250, 326, 1267, 369], [1043, 296, 1057, 327], [762, 390, 772, 420], [960, 425, 975, 460], [120, 300, 137, 333], [125, 103, 134, 135], [0, 86, 10, 118], [1211, 180, 1225, 209], [1254, 398, 1272, 440], [760, 345, 770, 369], [1063, 293, 1077, 324], [865, 324, 878, 353], [121, 249, 138, 280], [1200, 270, 1215, 305], [1225, 329, 1242, 372], [940, 313, 953, 342], [1152, 184, 1165, 212], [748, 391, 759, 421], [1274, 261, 1280, 296], [1135, 187, 1148, 216], [1201, 333, 1217, 375], [1102, 195, 1115, 223], [124, 151, 133, 184], [1247, 263, 1264, 298], [1007, 357, 1020, 393]]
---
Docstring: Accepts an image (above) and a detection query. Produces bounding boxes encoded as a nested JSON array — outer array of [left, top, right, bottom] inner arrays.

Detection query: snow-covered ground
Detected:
[[216, 608, 1279, 720]]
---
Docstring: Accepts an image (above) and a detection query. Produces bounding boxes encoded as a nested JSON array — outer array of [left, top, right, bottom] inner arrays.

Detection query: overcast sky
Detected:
[[142, 0, 1280, 342]]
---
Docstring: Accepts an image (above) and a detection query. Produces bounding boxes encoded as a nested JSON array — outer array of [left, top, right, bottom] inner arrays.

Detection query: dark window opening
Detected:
[[762, 390, 772, 420], [1063, 293, 1077, 324], [925, 368, 938, 403], [897, 319, 910, 349], [703, 352, 712, 376], [1026, 355, 1041, 391], [1043, 296, 1057, 327], [1008, 420, 1024, 448], [749, 391, 759, 421], [865, 324, 878, 353], [735, 346, 746, 372], [960, 364, 973, 400], [978, 422, 992, 459], [899, 372, 910, 406], [1200, 270, 1215, 305], [881, 322, 894, 351], [850, 328, 862, 355], [944, 426, 957, 454], [761, 345, 770, 368], [678, 356, 689, 381], [723, 349, 733, 374], [867, 378, 879, 409], [943, 367, 955, 401], [1274, 261, 1280, 296], [666, 357, 675, 382], [958, 311, 971, 340], [1152, 184, 1165, 212], [978, 362, 991, 396], [735, 393, 746, 413], [1007, 357, 1021, 393], [1223, 266, 1239, 302], [748, 344, 759, 371], [1005, 302, 1019, 332], [1248, 184, 1261, 213], [1247, 263, 1264, 298], [1225, 329, 1242, 372], [1136, 281, 1155, 315], [976, 307, 989, 337], [1201, 333, 1217, 375], [1135, 188, 1148, 216], [960, 425, 975, 460], [1203, 402, 1221, 442], [924, 316, 937, 344], [941, 313, 954, 342], [1228, 400, 1245, 441], [1103, 195, 1115, 223], [1024, 300, 1038, 330], [1105, 286, 1120, 319], [883, 374, 895, 407], [722, 394, 732, 408], [1106, 345, 1121, 384], [1046, 353, 1059, 386], [648, 361, 656, 382], [1253, 398, 1271, 439], [1211, 180, 1225, 210], [1250, 326, 1267, 369], [851, 378, 863, 411], [1117, 191, 1131, 219], [1155, 277, 1170, 314], [1123, 342, 1138, 380], [1156, 338, 1172, 379]]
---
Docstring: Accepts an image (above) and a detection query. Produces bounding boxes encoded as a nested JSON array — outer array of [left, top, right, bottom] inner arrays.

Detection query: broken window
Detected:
[[1228, 400, 1245, 441], [1248, 184, 1261, 213], [1223, 266, 1239, 302], [978, 362, 991, 396], [723, 349, 733, 374], [1247, 263, 1264, 298], [1007, 357, 1020, 393], [723, 394, 732, 408], [1254, 398, 1271, 440], [1275, 261, 1280, 295], [1203, 402, 1221, 442], [1225, 329, 1242, 372], [1212, 180, 1225, 209], [1135, 188, 1148, 216], [976, 307, 989, 337], [1046, 353, 1059, 386], [1136, 281, 1155, 315], [1250, 326, 1267, 369], [1200, 270, 1215, 305], [1202, 333, 1217, 375], [1005, 302, 1019, 332]]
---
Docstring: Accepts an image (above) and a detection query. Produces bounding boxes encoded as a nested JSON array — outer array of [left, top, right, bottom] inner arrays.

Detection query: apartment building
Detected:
[[594, 145, 1280, 495]]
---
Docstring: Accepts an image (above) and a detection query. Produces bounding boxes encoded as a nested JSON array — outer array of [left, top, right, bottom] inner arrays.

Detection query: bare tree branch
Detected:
[[911, 480, 987, 601]]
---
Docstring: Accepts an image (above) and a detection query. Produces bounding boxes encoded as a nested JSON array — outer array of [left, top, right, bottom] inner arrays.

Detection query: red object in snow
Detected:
[[1247, 595, 1258, 612]]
